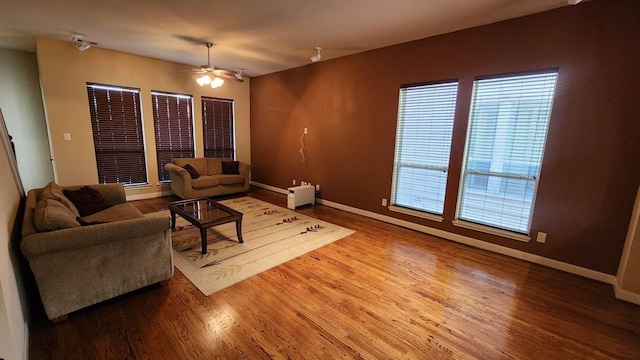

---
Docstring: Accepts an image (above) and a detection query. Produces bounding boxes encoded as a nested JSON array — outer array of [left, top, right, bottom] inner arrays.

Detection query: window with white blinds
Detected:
[[457, 71, 558, 233], [391, 81, 458, 215], [151, 91, 194, 182], [86, 83, 147, 186]]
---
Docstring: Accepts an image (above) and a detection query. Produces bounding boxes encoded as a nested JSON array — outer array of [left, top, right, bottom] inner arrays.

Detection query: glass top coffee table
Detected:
[[168, 198, 243, 254]]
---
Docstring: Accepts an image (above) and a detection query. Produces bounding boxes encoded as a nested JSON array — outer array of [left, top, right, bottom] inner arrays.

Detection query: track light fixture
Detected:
[[72, 34, 95, 52], [311, 47, 322, 62]]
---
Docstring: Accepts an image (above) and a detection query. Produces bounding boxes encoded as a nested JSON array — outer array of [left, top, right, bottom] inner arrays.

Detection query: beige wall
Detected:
[[0, 47, 54, 191], [36, 38, 251, 197], [0, 114, 28, 360]]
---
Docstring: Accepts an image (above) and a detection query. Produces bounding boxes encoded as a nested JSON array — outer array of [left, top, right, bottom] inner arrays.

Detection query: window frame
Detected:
[[454, 70, 559, 238], [150, 91, 195, 183], [86, 82, 149, 186], [201, 96, 236, 159], [390, 79, 459, 220]]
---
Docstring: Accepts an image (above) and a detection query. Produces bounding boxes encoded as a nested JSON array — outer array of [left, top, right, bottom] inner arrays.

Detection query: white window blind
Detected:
[[391, 81, 458, 215], [457, 71, 558, 233]]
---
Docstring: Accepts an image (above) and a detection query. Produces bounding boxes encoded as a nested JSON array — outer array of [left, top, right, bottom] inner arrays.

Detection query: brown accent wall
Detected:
[[250, 0, 640, 275]]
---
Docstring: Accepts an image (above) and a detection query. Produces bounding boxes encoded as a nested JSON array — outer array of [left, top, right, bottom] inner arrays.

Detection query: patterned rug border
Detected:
[[155, 197, 354, 296]]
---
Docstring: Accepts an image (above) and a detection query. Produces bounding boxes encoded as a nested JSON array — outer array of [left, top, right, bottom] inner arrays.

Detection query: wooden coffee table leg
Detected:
[[236, 220, 243, 243], [170, 210, 176, 229], [200, 227, 207, 254]]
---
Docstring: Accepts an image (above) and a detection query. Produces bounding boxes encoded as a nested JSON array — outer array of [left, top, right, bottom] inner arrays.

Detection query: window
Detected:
[[456, 71, 558, 234], [151, 92, 194, 182], [86, 83, 147, 185], [201, 97, 235, 159], [391, 81, 458, 216]]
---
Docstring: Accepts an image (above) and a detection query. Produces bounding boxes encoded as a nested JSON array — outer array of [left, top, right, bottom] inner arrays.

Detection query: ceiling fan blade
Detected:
[[213, 68, 243, 82]]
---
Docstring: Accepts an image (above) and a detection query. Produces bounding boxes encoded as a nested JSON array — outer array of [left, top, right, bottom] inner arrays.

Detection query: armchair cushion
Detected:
[[219, 175, 245, 185], [34, 199, 81, 232], [40, 181, 79, 217], [191, 175, 220, 189], [81, 203, 144, 223]]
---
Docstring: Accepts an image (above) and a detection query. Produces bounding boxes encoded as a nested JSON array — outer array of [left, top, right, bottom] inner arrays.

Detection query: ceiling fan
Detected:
[[192, 42, 243, 88]]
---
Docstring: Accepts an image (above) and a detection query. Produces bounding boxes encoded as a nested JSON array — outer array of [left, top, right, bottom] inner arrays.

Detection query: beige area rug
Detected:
[[156, 197, 354, 296]]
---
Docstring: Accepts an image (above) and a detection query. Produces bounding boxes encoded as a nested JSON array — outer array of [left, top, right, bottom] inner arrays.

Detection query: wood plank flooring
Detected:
[[27, 188, 640, 359]]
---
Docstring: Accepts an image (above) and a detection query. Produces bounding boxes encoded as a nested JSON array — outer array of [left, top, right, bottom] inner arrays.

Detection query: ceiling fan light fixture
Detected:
[[210, 77, 224, 88], [196, 74, 212, 86]]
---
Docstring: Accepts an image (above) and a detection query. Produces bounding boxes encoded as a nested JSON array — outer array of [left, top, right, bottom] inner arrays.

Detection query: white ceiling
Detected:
[[0, 0, 578, 77]]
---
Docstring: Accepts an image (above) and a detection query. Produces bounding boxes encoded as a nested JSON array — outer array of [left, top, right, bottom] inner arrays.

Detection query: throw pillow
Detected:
[[39, 182, 80, 217], [183, 164, 200, 179], [63, 186, 113, 217], [33, 199, 81, 232], [221, 161, 240, 175]]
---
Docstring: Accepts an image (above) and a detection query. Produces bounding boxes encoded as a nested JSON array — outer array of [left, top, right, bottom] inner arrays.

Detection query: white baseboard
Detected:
[[126, 190, 173, 201], [251, 181, 288, 195], [613, 280, 640, 305], [251, 181, 616, 285], [23, 323, 28, 360]]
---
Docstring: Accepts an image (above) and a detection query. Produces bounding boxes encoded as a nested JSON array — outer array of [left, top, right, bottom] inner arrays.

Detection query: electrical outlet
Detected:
[[293, 179, 296, 185], [536, 232, 547, 243], [382, 198, 387, 206], [316, 184, 320, 192]]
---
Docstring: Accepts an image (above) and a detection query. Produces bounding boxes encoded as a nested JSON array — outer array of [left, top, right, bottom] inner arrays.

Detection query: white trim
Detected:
[[23, 323, 28, 360], [126, 190, 173, 201], [388, 205, 443, 222], [613, 281, 640, 305], [251, 182, 615, 285], [251, 181, 288, 195], [452, 219, 530, 242], [317, 197, 613, 284]]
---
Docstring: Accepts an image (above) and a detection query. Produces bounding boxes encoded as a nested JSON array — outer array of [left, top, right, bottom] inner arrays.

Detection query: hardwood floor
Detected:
[[28, 188, 640, 359]]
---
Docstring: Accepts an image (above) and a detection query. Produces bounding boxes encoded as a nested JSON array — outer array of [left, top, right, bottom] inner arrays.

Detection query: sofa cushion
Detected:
[[218, 174, 245, 185], [221, 161, 240, 175], [206, 158, 226, 175], [39, 182, 80, 217], [33, 199, 81, 232], [63, 186, 113, 217], [182, 164, 200, 179], [191, 175, 220, 189], [81, 203, 144, 223], [173, 158, 207, 177]]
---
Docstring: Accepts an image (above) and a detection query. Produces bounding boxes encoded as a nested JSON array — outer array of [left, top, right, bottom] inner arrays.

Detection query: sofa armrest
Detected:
[[239, 162, 251, 177], [239, 162, 251, 191], [21, 215, 171, 257], [166, 163, 192, 183], [166, 163, 193, 198]]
